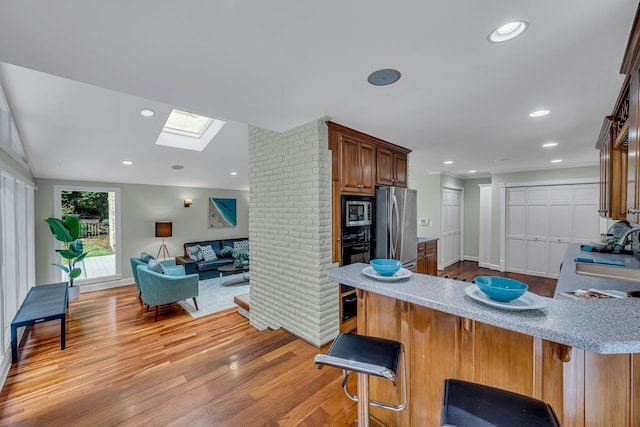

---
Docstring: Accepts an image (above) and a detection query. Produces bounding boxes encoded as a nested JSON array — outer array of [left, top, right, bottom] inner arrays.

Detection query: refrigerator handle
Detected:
[[391, 193, 399, 258]]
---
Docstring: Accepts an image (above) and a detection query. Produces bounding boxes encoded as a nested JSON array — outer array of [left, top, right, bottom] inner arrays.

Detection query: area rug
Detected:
[[178, 273, 249, 318]]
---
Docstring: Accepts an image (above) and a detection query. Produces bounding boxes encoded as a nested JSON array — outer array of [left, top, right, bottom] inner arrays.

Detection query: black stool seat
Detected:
[[315, 333, 402, 382], [442, 379, 561, 427], [315, 333, 406, 427]]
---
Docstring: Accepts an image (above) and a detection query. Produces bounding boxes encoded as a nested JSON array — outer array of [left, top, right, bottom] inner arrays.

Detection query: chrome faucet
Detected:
[[617, 228, 640, 248]]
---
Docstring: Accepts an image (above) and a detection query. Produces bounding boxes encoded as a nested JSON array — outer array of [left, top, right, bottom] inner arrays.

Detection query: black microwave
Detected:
[[342, 195, 374, 228]]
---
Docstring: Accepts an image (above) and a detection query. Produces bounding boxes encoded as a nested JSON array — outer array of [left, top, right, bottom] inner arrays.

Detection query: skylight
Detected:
[[164, 109, 212, 137], [156, 109, 225, 152]]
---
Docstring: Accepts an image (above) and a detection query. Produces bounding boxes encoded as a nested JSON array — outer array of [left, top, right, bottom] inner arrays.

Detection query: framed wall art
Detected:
[[208, 198, 237, 228]]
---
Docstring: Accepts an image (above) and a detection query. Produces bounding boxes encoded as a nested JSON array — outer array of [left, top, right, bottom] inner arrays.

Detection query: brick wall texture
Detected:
[[248, 119, 338, 346]]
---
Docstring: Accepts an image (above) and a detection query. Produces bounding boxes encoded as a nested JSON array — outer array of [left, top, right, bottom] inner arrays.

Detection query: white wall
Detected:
[[34, 179, 249, 287], [248, 119, 338, 347]]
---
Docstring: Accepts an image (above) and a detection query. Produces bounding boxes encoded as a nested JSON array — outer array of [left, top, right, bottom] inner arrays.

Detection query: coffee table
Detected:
[[218, 264, 250, 285]]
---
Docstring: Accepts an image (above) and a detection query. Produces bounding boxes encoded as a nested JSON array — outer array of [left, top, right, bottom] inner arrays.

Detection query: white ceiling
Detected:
[[0, 1, 637, 190]]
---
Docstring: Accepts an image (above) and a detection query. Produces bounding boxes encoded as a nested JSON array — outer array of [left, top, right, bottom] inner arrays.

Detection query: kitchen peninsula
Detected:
[[329, 248, 640, 426]]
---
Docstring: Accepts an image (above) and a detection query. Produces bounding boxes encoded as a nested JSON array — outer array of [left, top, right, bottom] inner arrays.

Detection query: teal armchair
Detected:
[[136, 264, 199, 321], [130, 257, 176, 303]]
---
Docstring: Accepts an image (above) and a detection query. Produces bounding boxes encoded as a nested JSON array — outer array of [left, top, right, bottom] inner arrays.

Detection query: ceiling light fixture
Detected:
[[367, 69, 401, 86], [140, 108, 155, 117], [468, 170, 477, 174], [122, 160, 133, 166], [171, 165, 184, 170], [550, 159, 563, 163], [230, 172, 238, 176], [443, 160, 454, 165], [529, 109, 550, 117], [542, 142, 558, 148], [488, 20, 529, 43]]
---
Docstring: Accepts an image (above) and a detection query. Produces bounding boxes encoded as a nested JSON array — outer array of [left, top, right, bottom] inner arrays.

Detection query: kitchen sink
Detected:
[[575, 262, 640, 283]]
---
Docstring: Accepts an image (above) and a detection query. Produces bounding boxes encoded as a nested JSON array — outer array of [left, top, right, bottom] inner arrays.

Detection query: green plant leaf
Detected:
[[45, 218, 73, 243], [68, 240, 84, 257], [65, 215, 81, 240], [52, 263, 70, 274], [69, 268, 82, 279]]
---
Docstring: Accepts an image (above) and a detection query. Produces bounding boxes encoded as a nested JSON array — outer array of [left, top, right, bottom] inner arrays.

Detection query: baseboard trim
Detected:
[[80, 277, 133, 293], [464, 256, 479, 262]]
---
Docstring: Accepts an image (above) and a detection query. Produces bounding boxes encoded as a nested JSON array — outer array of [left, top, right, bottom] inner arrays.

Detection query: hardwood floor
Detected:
[[439, 260, 558, 298], [0, 261, 557, 426], [0, 285, 356, 426]]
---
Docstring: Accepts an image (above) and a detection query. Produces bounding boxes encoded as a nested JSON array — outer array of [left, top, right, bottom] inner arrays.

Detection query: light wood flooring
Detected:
[[0, 261, 557, 426]]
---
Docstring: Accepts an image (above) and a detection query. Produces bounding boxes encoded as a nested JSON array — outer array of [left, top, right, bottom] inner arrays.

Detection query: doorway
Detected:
[[53, 185, 121, 284]]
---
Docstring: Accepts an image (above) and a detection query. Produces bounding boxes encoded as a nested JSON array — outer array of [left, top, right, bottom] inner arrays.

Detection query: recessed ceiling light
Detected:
[[230, 172, 238, 176], [550, 159, 563, 163], [367, 69, 401, 86], [122, 160, 133, 166], [468, 170, 477, 173], [171, 165, 184, 170], [529, 109, 550, 118], [542, 142, 558, 148], [443, 160, 454, 165], [140, 108, 155, 117], [488, 20, 529, 43]]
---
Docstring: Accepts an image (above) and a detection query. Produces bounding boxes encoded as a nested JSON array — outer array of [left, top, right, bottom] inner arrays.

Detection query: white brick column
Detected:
[[248, 119, 338, 346]]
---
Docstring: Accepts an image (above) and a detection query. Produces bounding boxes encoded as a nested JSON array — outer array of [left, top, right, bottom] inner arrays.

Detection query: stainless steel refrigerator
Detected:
[[375, 186, 418, 270]]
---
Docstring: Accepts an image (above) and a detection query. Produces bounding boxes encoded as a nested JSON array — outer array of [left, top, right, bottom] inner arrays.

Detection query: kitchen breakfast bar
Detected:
[[329, 245, 640, 426]]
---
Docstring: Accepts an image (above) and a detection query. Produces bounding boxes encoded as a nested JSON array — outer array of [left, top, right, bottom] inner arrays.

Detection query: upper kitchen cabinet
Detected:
[[376, 146, 408, 187], [340, 134, 375, 194], [327, 121, 411, 196], [597, 78, 629, 220], [619, 11, 640, 223]]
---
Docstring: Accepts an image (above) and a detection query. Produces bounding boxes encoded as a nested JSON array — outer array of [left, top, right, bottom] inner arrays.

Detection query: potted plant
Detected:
[[45, 214, 88, 300], [221, 245, 249, 268]]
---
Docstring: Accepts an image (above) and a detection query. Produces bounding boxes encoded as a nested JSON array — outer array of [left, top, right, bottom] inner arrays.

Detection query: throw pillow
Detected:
[[140, 252, 155, 263], [186, 245, 203, 261], [199, 245, 217, 261], [148, 259, 168, 275], [233, 240, 249, 252]]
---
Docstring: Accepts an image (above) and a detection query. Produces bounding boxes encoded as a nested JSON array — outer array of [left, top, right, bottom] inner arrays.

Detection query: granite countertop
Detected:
[[329, 256, 640, 354], [555, 244, 640, 296]]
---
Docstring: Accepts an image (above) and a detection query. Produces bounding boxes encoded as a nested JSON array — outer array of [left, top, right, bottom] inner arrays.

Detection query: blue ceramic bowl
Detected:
[[474, 276, 528, 302], [370, 259, 402, 277]]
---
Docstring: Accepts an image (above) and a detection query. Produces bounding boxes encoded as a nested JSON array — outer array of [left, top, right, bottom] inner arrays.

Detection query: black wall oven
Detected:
[[340, 196, 374, 320]]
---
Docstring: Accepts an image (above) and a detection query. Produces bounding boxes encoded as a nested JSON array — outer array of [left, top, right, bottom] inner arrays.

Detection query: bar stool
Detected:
[[441, 379, 561, 427], [314, 333, 406, 427]]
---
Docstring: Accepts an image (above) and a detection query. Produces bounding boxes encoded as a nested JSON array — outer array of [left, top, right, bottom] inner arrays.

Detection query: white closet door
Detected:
[[505, 183, 599, 279], [525, 187, 548, 276], [441, 188, 462, 268], [2, 172, 17, 349], [506, 188, 526, 273], [573, 184, 599, 243]]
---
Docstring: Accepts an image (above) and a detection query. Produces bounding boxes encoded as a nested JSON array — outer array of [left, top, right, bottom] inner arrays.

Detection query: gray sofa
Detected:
[[175, 238, 248, 280]]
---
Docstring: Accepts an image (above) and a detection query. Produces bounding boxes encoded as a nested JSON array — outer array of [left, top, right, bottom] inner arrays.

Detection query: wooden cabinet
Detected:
[[358, 290, 640, 427], [376, 146, 408, 187], [339, 134, 375, 194], [417, 239, 437, 275]]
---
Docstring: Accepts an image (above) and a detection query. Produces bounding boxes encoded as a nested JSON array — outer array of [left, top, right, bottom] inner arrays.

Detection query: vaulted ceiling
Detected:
[[0, 1, 637, 190]]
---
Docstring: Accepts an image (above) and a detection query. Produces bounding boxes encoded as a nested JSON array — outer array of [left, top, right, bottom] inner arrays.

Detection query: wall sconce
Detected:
[[184, 199, 192, 208]]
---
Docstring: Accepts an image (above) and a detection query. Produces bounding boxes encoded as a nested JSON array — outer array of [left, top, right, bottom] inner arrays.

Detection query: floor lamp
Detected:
[[155, 221, 172, 260]]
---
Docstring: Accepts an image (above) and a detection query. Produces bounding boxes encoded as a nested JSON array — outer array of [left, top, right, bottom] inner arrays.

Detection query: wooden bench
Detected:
[[11, 282, 68, 363]]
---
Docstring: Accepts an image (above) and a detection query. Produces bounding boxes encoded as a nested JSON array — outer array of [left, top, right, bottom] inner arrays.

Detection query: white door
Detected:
[[504, 183, 599, 279], [506, 188, 526, 273], [441, 188, 462, 268]]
